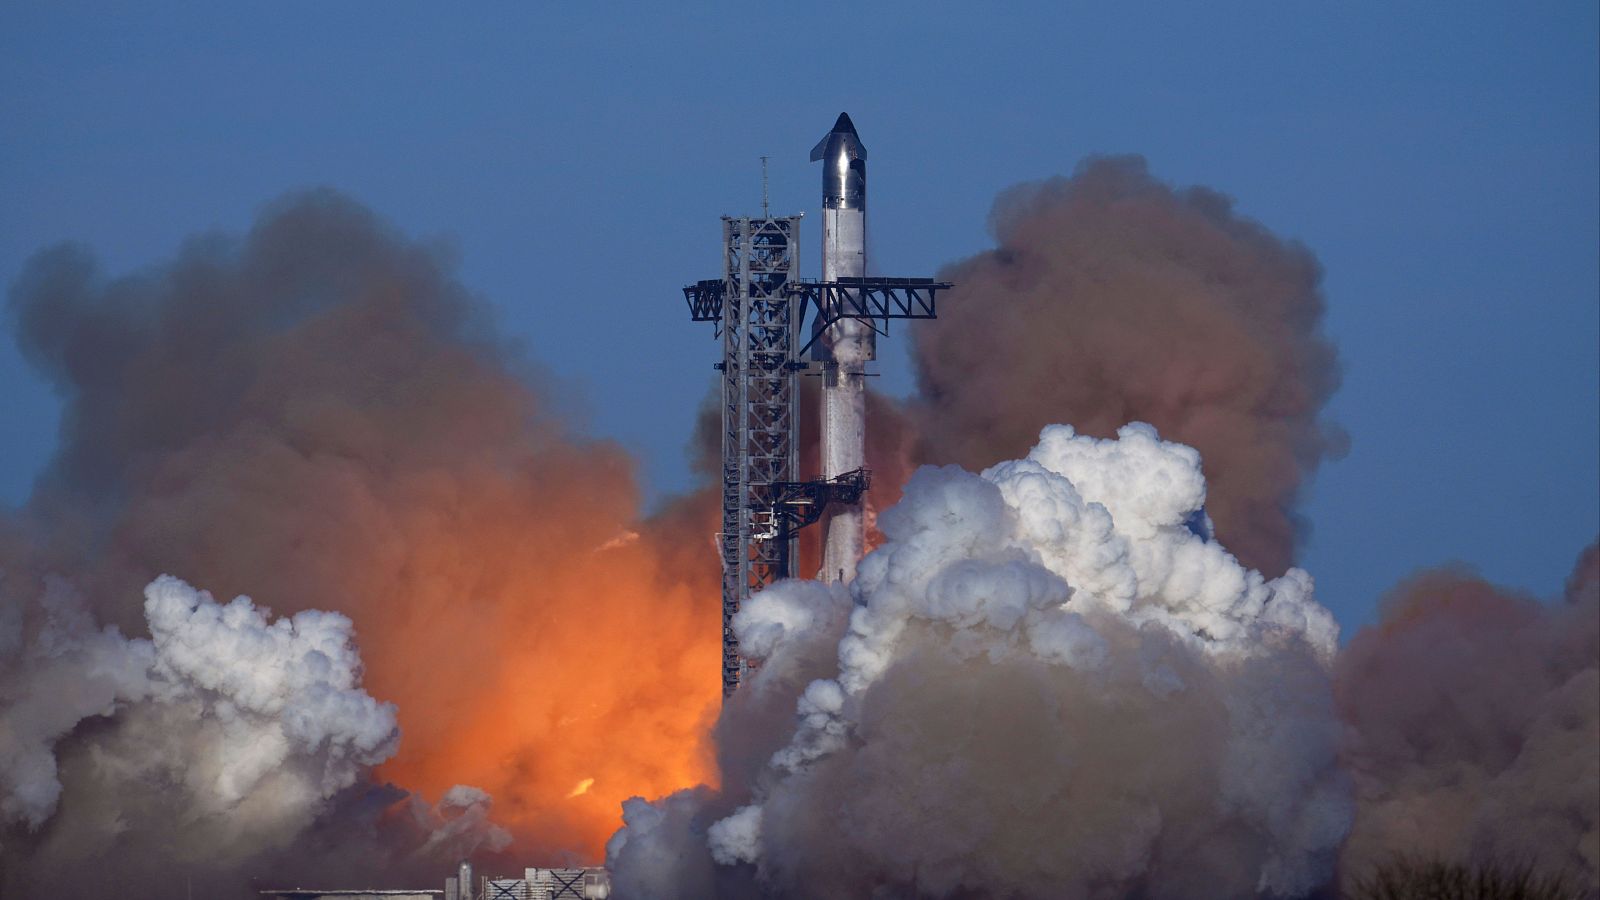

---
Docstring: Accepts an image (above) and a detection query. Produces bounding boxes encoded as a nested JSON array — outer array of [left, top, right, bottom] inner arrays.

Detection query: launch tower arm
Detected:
[[758, 468, 871, 542], [684, 278, 726, 323], [786, 277, 952, 356]]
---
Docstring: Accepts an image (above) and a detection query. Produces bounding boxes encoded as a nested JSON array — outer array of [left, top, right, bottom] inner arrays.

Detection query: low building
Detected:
[[481, 867, 611, 900], [259, 883, 444, 890], [261, 862, 610, 900]]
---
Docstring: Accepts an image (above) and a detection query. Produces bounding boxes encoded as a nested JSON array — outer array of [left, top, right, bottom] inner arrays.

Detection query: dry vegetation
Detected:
[[1346, 858, 1587, 900]]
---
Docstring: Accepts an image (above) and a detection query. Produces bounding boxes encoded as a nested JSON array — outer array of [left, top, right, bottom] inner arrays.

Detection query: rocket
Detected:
[[812, 113, 871, 583], [684, 111, 942, 694]]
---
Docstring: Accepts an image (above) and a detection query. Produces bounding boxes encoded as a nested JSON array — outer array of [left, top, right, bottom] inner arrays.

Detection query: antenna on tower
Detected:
[[761, 156, 770, 217], [681, 115, 951, 699]]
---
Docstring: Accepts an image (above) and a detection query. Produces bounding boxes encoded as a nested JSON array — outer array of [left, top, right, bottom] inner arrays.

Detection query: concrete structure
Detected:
[[445, 859, 473, 900]]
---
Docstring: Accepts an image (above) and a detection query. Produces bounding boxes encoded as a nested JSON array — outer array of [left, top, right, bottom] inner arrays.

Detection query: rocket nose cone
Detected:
[[812, 112, 867, 163]]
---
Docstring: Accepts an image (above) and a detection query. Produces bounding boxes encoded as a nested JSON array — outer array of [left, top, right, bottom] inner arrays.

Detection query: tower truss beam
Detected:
[[709, 215, 801, 698]]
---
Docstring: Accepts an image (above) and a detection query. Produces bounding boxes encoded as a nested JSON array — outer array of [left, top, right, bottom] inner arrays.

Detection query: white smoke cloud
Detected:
[[0, 576, 155, 827], [1, 574, 399, 854], [412, 785, 514, 860], [612, 424, 1350, 898]]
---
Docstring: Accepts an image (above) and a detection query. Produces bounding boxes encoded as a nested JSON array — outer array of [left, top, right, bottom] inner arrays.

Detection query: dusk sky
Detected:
[[2, 1, 1595, 633]]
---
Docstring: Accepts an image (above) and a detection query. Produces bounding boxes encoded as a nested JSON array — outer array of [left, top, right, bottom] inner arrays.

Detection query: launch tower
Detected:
[[684, 113, 949, 697]]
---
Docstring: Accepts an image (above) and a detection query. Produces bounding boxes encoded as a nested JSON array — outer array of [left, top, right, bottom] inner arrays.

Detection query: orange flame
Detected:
[[349, 457, 722, 858]]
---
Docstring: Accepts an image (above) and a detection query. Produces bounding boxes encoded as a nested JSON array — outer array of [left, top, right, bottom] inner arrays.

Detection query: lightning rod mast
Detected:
[[682, 114, 950, 698]]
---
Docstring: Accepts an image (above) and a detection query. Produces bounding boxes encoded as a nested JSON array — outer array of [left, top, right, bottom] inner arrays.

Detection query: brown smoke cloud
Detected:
[[632, 157, 1595, 896], [1, 191, 719, 896], [692, 155, 1339, 579], [4, 156, 1591, 899], [694, 158, 1338, 579], [907, 156, 1344, 576], [1335, 541, 1600, 890]]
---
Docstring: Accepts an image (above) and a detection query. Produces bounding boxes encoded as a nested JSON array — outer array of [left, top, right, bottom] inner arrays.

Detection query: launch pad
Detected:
[[683, 114, 950, 697]]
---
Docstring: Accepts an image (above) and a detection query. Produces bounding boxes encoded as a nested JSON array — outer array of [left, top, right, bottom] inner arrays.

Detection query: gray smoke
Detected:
[[0, 573, 510, 896], [610, 424, 1352, 898]]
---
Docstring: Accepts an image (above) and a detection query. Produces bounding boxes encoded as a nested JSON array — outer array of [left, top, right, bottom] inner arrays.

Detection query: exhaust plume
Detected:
[[1335, 542, 1600, 890], [610, 424, 1352, 898], [909, 156, 1344, 575], [1, 191, 719, 893], [4, 157, 1589, 898], [633, 157, 1600, 895], [0, 574, 404, 894]]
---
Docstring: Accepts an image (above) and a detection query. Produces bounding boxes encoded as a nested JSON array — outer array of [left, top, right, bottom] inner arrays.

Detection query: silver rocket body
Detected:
[[811, 113, 871, 583]]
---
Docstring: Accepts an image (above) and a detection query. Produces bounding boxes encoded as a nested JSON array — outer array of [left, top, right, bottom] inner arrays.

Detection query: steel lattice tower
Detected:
[[713, 215, 802, 696]]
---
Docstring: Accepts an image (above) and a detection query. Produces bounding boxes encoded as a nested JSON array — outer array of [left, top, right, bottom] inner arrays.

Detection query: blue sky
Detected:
[[1, 2, 1595, 632]]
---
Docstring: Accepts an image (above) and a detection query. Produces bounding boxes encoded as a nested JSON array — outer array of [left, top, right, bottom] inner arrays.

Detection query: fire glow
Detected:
[[360, 482, 722, 854]]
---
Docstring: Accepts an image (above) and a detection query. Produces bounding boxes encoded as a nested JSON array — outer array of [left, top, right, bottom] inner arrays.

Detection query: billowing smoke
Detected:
[[610, 424, 1353, 898], [0, 191, 719, 894], [4, 160, 1591, 898], [1335, 542, 1599, 890], [630, 157, 1594, 896], [909, 157, 1343, 576], [700, 156, 1342, 577], [0, 574, 424, 893]]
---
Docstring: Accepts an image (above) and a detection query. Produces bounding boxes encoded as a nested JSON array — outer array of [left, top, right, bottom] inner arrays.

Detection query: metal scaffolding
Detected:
[[698, 216, 803, 697], [685, 220, 951, 698]]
